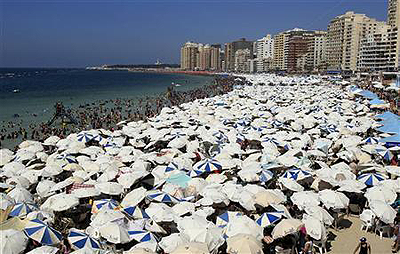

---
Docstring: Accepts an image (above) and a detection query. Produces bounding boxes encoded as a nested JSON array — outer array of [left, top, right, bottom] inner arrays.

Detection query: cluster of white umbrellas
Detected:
[[0, 73, 399, 254]]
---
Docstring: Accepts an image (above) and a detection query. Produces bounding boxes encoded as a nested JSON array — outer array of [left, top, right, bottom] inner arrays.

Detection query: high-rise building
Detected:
[[198, 44, 211, 71], [388, 0, 400, 27], [388, 0, 400, 70], [180, 42, 200, 70], [224, 38, 253, 72], [327, 11, 386, 72], [210, 44, 221, 71], [235, 49, 251, 72], [273, 32, 288, 71], [255, 34, 274, 72]]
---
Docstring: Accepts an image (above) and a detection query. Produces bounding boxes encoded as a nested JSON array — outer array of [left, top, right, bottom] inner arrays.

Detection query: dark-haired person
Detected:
[[353, 237, 371, 254]]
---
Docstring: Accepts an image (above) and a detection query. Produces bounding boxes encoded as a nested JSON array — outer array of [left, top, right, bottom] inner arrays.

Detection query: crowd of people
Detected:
[[358, 80, 400, 115], [0, 75, 242, 150]]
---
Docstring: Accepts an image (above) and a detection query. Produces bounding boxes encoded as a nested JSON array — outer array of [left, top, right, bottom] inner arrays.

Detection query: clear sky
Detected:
[[0, 0, 388, 68]]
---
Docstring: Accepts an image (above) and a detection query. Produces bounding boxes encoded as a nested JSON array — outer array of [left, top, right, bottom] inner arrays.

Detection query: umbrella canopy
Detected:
[[304, 206, 334, 226], [302, 214, 327, 240], [318, 189, 349, 209], [290, 191, 320, 210], [271, 219, 303, 239], [92, 199, 119, 214], [278, 178, 304, 192], [26, 246, 59, 254], [256, 212, 283, 227], [385, 166, 400, 176], [194, 158, 222, 173], [8, 187, 34, 203], [40, 193, 79, 212], [77, 132, 94, 143], [128, 230, 157, 243], [281, 168, 312, 181], [95, 182, 123, 195], [0, 229, 28, 254], [226, 233, 263, 254], [369, 200, 396, 224], [147, 191, 180, 204], [99, 222, 131, 244], [357, 173, 386, 187], [68, 228, 101, 251], [216, 211, 243, 228], [9, 202, 37, 218], [171, 242, 209, 254], [24, 219, 62, 245], [365, 185, 397, 204], [123, 206, 150, 219]]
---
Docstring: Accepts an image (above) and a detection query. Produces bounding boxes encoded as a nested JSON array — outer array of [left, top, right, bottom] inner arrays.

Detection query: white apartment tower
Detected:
[[254, 34, 274, 72]]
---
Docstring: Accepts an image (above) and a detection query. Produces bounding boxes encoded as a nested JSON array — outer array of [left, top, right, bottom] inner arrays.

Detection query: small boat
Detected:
[[175, 84, 182, 87], [13, 89, 20, 93]]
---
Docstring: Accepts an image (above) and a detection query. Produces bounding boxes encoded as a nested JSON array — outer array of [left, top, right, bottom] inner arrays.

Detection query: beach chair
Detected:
[[313, 239, 327, 254], [375, 224, 392, 239], [360, 219, 374, 232]]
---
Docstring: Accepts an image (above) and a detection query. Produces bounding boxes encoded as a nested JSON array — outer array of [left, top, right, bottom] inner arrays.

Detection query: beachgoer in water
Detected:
[[353, 237, 371, 254]]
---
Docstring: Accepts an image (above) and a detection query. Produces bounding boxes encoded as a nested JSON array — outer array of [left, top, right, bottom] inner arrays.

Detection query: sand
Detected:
[[328, 216, 394, 254]]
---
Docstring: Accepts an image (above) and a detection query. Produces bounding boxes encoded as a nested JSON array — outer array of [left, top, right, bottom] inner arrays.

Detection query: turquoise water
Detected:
[[0, 68, 215, 125]]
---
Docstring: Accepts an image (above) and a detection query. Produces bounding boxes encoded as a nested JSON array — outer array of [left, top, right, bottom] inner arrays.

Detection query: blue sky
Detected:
[[0, 0, 388, 67]]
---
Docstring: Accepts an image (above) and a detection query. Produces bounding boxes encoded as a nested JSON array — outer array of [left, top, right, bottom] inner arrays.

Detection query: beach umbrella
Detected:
[[365, 185, 397, 204], [194, 158, 222, 173], [0, 229, 28, 254], [376, 148, 394, 161], [159, 233, 187, 253], [123, 206, 150, 219], [259, 169, 274, 183], [304, 206, 334, 226], [271, 219, 303, 239], [224, 215, 263, 240], [362, 137, 380, 144], [92, 199, 119, 213], [55, 153, 78, 165], [278, 178, 304, 192], [95, 182, 123, 195], [337, 180, 366, 193], [290, 191, 320, 210], [215, 211, 243, 228], [24, 219, 62, 245], [369, 200, 396, 224], [147, 191, 180, 204], [226, 233, 263, 254], [357, 172, 386, 187], [90, 208, 125, 228], [385, 166, 400, 176], [121, 187, 147, 207], [128, 230, 157, 243], [9, 202, 37, 218], [302, 214, 326, 240], [26, 246, 59, 254], [0, 193, 15, 222], [171, 242, 209, 254], [256, 212, 283, 227], [8, 187, 33, 203], [71, 188, 100, 199], [77, 132, 94, 143], [40, 193, 79, 212], [99, 222, 131, 244], [318, 189, 349, 209], [68, 228, 101, 251]]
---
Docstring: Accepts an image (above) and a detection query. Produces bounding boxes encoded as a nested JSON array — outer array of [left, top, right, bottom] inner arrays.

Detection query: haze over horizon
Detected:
[[1, 0, 388, 68]]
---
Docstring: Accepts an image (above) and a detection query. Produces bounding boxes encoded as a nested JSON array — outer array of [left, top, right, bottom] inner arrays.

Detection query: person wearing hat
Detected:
[[353, 237, 371, 254]]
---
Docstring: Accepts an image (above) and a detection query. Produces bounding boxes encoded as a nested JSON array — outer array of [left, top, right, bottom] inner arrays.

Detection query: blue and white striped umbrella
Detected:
[[212, 131, 228, 143], [357, 173, 386, 187], [103, 142, 119, 149], [362, 137, 380, 144], [282, 168, 312, 181], [92, 199, 119, 213], [259, 169, 274, 183], [92, 134, 103, 142], [55, 153, 77, 164], [164, 162, 179, 173], [147, 191, 179, 204], [261, 137, 280, 146], [77, 132, 94, 143], [234, 118, 251, 128], [216, 211, 243, 228], [128, 230, 157, 243], [68, 229, 101, 250], [123, 206, 150, 219], [320, 124, 337, 134], [376, 149, 394, 161], [24, 219, 62, 245], [256, 212, 283, 227], [9, 202, 37, 218], [187, 169, 204, 177], [195, 158, 222, 173], [271, 120, 284, 128]]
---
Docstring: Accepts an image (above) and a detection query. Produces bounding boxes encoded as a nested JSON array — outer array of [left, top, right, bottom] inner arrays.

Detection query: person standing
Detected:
[[353, 237, 371, 254]]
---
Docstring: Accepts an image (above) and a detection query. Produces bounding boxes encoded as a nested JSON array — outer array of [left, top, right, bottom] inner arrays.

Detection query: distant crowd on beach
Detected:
[[358, 81, 400, 115], [0, 76, 243, 150]]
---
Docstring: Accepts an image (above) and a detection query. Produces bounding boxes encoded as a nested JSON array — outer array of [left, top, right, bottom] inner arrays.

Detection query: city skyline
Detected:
[[1, 0, 388, 67]]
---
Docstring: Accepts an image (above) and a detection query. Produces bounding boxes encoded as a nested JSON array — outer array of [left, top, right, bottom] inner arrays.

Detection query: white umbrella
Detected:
[[369, 200, 396, 224], [40, 193, 79, 212], [99, 222, 131, 244], [224, 215, 263, 241], [290, 191, 319, 210], [304, 206, 334, 226], [26, 246, 59, 254], [171, 242, 209, 254], [90, 209, 125, 228], [302, 214, 327, 240], [8, 187, 33, 203], [278, 178, 304, 192], [365, 185, 397, 204], [271, 219, 303, 239], [318, 189, 349, 209], [0, 229, 28, 254], [95, 182, 123, 195], [159, 233, 187, 253], [385, 166, 400, 176], [226, 233, 263, 254]]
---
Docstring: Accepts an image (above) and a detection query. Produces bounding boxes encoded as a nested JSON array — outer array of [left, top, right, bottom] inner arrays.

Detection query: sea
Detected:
[[0, 68, 215, 125]]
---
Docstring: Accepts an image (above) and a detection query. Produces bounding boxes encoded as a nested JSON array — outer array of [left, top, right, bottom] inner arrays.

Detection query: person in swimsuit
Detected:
[[353, 237, 371, 254]]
